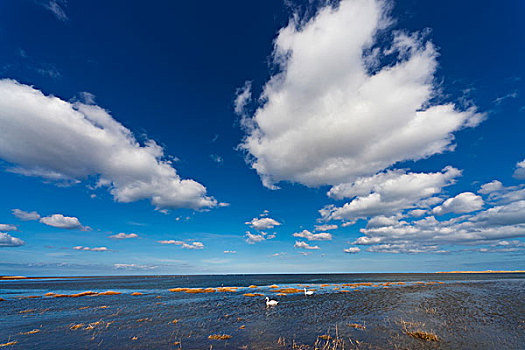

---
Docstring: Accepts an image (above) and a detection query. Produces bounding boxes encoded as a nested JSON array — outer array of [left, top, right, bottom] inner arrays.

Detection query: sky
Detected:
[[0, 0, 524, 275]]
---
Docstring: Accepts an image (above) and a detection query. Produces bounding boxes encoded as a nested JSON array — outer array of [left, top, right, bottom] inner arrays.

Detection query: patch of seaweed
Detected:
[[208, 334, 232, 340], [272, 288, 302, 294], [0, 341, 17, 347]]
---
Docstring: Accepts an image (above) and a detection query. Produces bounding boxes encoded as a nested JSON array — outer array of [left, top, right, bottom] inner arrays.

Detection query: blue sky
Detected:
[[0, 0, 523, 275]]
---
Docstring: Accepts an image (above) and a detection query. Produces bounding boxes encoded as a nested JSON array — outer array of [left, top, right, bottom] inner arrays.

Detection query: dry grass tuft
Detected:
[[171, 319, 179, 324], [130, 292, 143, 296], [320, 284, 331, 287], [85, 321, 102, 330], [136, 318, 152, 322], [78, 306, 90, 310], [318, 335, 331, 340], [132, 336, 138, 341], [19, 309, 36, 314], [98, 305, 108, 309], [70, 323, 84, 330], [248, 285, 257, 288], [44, 292, 55, 297], [216, 287, 237, 292], [0, 341, 17, 347], [208, 334, 232, 340], [19, 295, 41, 299], [169, 287, 216, 293], [269, 284, 279, 288], [239, 325, 245, 329], [243, 293, 264, 297], [20, 329, 40, 335]]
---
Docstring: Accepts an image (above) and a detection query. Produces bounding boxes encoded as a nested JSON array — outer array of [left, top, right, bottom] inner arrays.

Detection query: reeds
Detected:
[[19, 329, 40, 335], [69, 324, 84, 330], [348, 323, 365, 330]]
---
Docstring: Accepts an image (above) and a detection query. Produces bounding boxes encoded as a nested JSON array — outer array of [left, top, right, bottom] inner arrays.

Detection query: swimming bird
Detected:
[[304, 288, 314, 296], [265, 296, 278, 306]]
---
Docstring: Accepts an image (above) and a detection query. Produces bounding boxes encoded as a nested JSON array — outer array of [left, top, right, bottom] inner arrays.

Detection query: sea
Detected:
[[1, 273, 524, 349]]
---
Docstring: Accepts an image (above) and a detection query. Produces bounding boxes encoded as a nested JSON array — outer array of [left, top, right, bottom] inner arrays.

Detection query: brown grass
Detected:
[[269, 284, 279, 288], [243, 293, 264, 297], [216, 287, 237, 292], [136, 318, 152, 322], [19, 295, 41, 299], [169, 288, 216, 293], [70, 323, 84, 330], [248, 285, 257, 288], [98, 305, 108, 309], [239, 325, 245, 329], [131, 292, 143, 296], [318, 335, 331, 340], [320, 284, 331, 287], [78, 306, 90, 310], [171, 319, 179, 324], [208, 334, 232, 340], [85, 321, 102, 330], [54, 291, 99, 298], [20, 329, 40, 335], [271, 288, 302, 294], [0, 341, 17, 347]]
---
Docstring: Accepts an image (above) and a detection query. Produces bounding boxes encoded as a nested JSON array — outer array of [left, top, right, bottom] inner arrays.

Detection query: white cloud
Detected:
[[73, 246, 108, 252], [239, 0, 483, 189], [109, 233, 138, 239], [408, 209, 427, 217], [218, 202, 230, 207], [43, 0, 68, 22], [12, 209, 40, 221], [479, 180, 503, 194], [245, 216, 281, 230], [40, 214, 87, 230], [0, 232, 24, 247], [210, 154, 223, 163], [158, 240, 204, 249], [234, 81, 252, 116], [432, 192, 484, 215], [0, 224, 17, 231], [0, 80, 217, 211], [343, 247, 360, 254], [223, 250, 237, 254], [245, 232, 266, 244], [294, 241, 320, 250], [114, 263, 158, 270], [314, 224, 337, 231], [321, 167, 460, 221], [513, 159, 525, 180], [293, 229, 332, 241]]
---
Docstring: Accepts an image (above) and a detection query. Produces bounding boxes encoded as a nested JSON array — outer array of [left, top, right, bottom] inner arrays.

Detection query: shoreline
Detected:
[[2, 270, 524, 280]]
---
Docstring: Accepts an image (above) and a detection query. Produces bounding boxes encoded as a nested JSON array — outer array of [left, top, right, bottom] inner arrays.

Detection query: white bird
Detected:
[[304, 288, 314, 296], [265, 296, 279, 306]]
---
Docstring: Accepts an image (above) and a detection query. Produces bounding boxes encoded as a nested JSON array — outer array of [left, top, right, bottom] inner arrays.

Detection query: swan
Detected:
[[304, 288, 314, 296], [265, 296, 278, 306]]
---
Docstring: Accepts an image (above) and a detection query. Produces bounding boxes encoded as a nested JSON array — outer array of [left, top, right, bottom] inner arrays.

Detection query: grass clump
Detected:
[[130, 292, 143, 296], [20, 329, 40, 335], [406, 330, 439, 342], [272, 288, 302, 294], [243, 293, 264, 297], [208, 334, 232, 340], [348, 323, 365, 330], [69, 324, 84, 330]]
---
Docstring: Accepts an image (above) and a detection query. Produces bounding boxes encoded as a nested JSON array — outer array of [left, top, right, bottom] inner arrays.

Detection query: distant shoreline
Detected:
[[2, 270, 524, 280]]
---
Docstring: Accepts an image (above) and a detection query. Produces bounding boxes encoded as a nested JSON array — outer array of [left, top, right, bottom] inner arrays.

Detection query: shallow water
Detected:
[[1, 273, 524, 349]]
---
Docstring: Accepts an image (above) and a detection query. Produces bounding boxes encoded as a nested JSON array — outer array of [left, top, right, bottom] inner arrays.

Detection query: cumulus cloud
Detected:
[[73, 246, 108, 252], [294, 241, 320, 250], [315, 224, 337, 231], [223, 250, 237, 254], [234, 81, 252, 116], [239, 0, 483, 189], [0, 80, 217, 211], [40, 214, 88, 230], [158, 240, 204, 249], [432, 192, 484, 215], [0, 224, 17, 231], [293, 229, 332, 241], [12, 209, 40, 221], [321, 167, 460, 221], [109, 233, 138, 239], [244, 230, 276, 244], [478, 180, 503, 195], [245, 216, 281, 230], [513, 159, 525, 180], [343, 247, 360, 254], [0, 232, 24, 247]]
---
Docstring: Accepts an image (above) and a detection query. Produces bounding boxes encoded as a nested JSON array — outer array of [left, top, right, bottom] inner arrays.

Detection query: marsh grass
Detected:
[[69, 324, 84, 330], [19, 329, 40, 335], [0, 341, 17, 347], [399, 320, 439, 342]]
